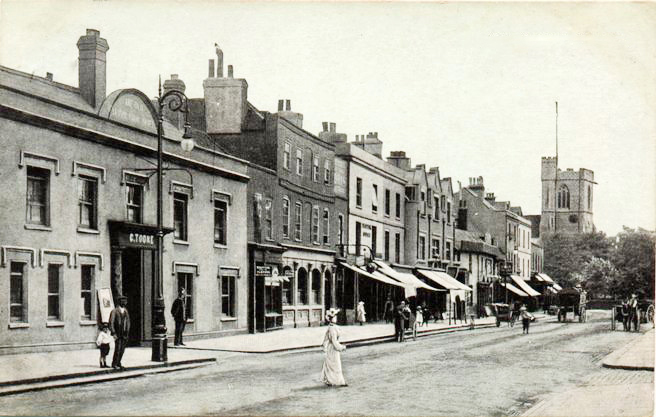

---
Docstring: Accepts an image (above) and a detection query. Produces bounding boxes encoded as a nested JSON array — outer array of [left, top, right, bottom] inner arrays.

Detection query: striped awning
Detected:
[[373, 261, 442, 292], [500, 282, 529, 297], [340, 262, 405, 288], [510, 275, 541, 297]]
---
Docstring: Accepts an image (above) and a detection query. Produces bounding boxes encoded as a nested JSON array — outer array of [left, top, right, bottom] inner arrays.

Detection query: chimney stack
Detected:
[[317, 122, 347, 144], [163, 74, 186, 129], [330, 122, 336, 133], [468, 176, 485, 197], [285, 100, 291, 111], [203, 46, 248, 134], [46, 72, 53, 81], [322, 122, 328, 132], [77, 29, 109, 109], [277, 99, 303, 128], [387, 151, 411, 170], [208, 60, 215, 78]]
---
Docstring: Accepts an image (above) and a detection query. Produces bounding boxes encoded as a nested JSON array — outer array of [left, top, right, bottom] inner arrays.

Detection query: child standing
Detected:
[[96, 323, 113, 368], [415, 306, 424, 327]]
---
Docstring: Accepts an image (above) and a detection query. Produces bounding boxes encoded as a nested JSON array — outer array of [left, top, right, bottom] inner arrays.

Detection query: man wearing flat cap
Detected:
[[109, 295, 130, 369]]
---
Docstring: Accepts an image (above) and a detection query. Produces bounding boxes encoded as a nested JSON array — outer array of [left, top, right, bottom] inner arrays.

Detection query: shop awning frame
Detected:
[[339, 262, 405, 288], [500, 282, 529, 297], [416, 269, 472, 292], [536, 273, 555, 283], [373, 261, 443, 292], [510, 275, 541, 297]]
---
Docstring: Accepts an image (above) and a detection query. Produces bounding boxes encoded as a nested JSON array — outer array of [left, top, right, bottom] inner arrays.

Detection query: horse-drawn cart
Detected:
[[554, 287, 587, 323], [486, 303, 518, 327]]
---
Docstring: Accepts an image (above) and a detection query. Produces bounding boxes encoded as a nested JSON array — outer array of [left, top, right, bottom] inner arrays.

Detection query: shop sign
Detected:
[[265, 277, 281, 286], [117, 229, 158, 249], [256, 265, 272, 276], [283, 268, 294, 277]]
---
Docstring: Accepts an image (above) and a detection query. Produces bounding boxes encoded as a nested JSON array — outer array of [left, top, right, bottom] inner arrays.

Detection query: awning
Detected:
[[546, 286, 558, 294], [500, 282, 529, 297], [417, 269, 472, 292], [373, 261, 442, 292], [553, 283, 563, 291], [510, 275, 541, 297], [340, 262, 405, 289], [537, 273, 555, 283]]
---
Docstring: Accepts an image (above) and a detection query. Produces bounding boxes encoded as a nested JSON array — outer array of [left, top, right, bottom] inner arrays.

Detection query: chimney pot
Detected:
[[215, 44, 223, 78], [171, 74, 178, 80], [330, 122, 336, 133], [208, 59, 215, 78], [86, 29, 100, 37], [278, 100, 284, 112], [285, 100, 291, 111], [228, 65, 233, 78], [322, 122, 328, 132], [46, 72, 53, 81]]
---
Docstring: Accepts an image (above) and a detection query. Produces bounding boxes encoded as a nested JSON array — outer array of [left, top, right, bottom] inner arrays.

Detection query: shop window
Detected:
[[395, 192, 401, 218], [294, 203, 302, 241], [356, 178, 362, 207], [221, 275, 236, 318], [214, 199, 227, 245], [47, 264, 62, 320], [322, 209, 330, 245], [177, 272, 194, 319], [80, 265, 95, 320], [10, 262, 28, 323], [282, 197, 290, 238], [126, 182, 143, 223], [282, 267, 293, 305], [384, 189, 391, 216], [311, 206, 320, 244], [173, 192, 188, 241], [26, 166, 49, 226], [297, 268, 308, 305], [283, 142, 291, 170], [78, 176, 97, 230], [312, 269, 321, 305]]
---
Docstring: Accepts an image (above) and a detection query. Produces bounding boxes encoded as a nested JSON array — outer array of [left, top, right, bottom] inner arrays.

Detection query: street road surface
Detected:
[[0, 315, 651, 416]]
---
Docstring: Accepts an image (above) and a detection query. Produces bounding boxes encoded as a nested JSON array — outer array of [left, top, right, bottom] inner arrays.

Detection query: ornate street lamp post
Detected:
[[152, 78, 194, 362]]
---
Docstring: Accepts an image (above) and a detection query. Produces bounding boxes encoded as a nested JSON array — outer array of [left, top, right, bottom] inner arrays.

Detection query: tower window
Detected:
[[557, 184, 570, 209]]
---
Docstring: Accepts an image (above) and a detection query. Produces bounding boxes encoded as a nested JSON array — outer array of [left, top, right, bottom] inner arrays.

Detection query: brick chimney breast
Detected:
[[203, 49, 248, 134], [77, 29, 109, 109]]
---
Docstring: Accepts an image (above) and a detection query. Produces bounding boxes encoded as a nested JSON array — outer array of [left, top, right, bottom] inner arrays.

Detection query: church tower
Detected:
[[540, 157, 596, 235]]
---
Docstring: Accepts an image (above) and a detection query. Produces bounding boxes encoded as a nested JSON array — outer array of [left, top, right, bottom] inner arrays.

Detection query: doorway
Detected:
[[120, 248, 153, 346]]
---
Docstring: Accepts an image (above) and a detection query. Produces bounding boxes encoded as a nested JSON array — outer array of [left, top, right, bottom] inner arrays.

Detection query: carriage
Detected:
[[486, 303, 519, 327], [611, 299, 655, 331], [554, 287, 587, 323]]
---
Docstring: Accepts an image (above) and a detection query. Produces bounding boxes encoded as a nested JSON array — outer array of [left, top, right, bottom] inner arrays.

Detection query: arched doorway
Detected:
[[324, 270, 332, 311], [282, 266, 293, 306], [297, 267, 308, 305], [311, 269, 321, 305]]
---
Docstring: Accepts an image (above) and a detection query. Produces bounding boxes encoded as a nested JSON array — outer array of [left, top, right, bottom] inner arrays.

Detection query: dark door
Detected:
[[324, 271, 332, 311], [122, 249, 142, 346]]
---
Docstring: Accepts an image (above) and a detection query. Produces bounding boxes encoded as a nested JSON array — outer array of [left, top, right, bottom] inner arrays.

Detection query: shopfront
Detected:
[[248, 243, 285, 333]]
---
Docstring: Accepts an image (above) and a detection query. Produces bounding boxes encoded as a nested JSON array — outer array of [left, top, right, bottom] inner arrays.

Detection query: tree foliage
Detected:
[[611, 227, 655, 299]]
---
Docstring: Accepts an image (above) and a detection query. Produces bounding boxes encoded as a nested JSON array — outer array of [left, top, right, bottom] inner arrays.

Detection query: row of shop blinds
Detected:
[[536, 273, 555, 283], [510, 275, 541, 297], [500, 282, 529, 297], [373, 261, 442, 293], [339, 262, 405, 289], [416, 269, 472, 292]]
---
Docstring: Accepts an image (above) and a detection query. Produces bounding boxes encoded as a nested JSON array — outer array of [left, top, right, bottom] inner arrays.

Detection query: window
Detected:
[[406, 186, 416, 201], [283, 143, 291, 170], [312, 269, 321, 305], [372, 184, 379, 213], [418, 235, 426, 260], [312, 156, 319, 182], [282, 197, 290, 238], [324, 162, 331, 185], [447, 201, 451, 224], [294, 202, 302, 241], [384, 189, 391, 216], [296, 149, 303, 175], [264, 199, 273, 240], [356, 178, 362, 207], [297, 268, 308, 305], [311, 206, 320, 244], [395, 233, 401, 263], [282, 267, 293, 305], [173, 192, 188, 241], [80, 265, 94, 320], [384, 231, 390, 261], [587, 185, 592, 210], [355, 222, 362, 256], [395, 193, 401, 218], [10, 262, 27, 323], [214, 199, 227, 245], [177, 272, 193, 319], [557, 184, 570, 209], [337, 215, 344, 246], [221, 275, 236, 318], [434, 197, 440, 219], [47, 264, 62, 320], [371, 226, 377, 258], [432, 238, 440, 258], [446, 241, 451, 260], [78, 176, 97, 229], [322, 209, 329, 245], [26, 166, 49, 226], [126, 182, 143, 223]]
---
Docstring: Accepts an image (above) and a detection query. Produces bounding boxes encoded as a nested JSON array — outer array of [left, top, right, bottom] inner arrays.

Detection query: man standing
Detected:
[[628, 293, 639, 331], [384, 296, 394, 324], [394, 300, 408, 343], [109, 295, 130, 370], [171, 288, 187, 346]]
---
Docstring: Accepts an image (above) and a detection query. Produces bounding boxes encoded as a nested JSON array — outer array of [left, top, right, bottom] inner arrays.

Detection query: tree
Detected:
[[611, 227, 655, 299], [581, 257, 618, 299]]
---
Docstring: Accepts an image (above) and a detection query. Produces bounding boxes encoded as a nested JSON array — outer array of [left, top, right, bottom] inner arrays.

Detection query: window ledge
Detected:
[[355, 205, 362, 210], [265, 238, 275, 243], [46, 321, 65, 328], [213, 243, 228, 249], [80, 320, 97, 326], [185, 319, 195, 324], [25, 224, 51, 232], [8, 322, 30, 329], [77, 227, 100, 235], [173, 239, 190, 246], [220, 317, 237, 322], [384, 214, 390, 218]]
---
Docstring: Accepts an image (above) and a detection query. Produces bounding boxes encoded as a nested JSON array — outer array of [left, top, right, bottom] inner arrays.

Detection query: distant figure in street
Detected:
[[395, 301, 408, 342], [320, 308, 347, 387], [621, 299, 630, 331], [384, 296, 394, 323], [171, 288, 187, 346], [356, 301, 366, 326], [109, 296, 130, 370], [467, 304, 475, 330], [629, 293, 639, 331], [415, 306, 424, 328], [96, 323, 113, 368], [519, 304, 534, 334]]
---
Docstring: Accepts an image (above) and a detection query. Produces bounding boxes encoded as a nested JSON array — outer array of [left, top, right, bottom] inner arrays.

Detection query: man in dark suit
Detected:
[[394, 300, 408, 343], [171, 288, 187, 346], [109, 295, 130, 370]]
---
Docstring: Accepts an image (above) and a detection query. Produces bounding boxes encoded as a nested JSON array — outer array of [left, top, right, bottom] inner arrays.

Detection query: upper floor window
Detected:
[[324, 162, 331, 185], [384, 189, 391, 216], [282, 197, 290, 238], [26, 166, 49, 226], [434, 197, 440, 219], [395, 233, 401, 263], [322, 209, 330, 245], [395, 193, 401, 218], [294, 202, 302, 241], [296, 149, 303, 176], [283, 143, 291, 170], [337, 214, 344, 246], [214, 199, 227, 245], [312, 156, 319, 182], [446, 241, 452, 260], [432, 238, 440, 258], [311, 206, 320, 244], [264, 198, 273, 240], [173, 192, 188, 241], [372, 184, 379, 213], [447, 202, 451, 224], [78, 176, 98, 230], [126, 182, 143, 223], [418, 235, 426, 260], [405, 186, 416, 201], [356, 178, 362, 207], [557, 184, 570, 209]]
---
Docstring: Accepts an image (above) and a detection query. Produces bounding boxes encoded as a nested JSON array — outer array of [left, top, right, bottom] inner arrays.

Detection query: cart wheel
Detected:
[[647, 305, 655, 327], [496, 318, 501, 327]]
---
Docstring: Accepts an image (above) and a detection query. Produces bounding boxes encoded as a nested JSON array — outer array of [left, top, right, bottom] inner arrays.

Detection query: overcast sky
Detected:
[[1, 1, 654, 236]]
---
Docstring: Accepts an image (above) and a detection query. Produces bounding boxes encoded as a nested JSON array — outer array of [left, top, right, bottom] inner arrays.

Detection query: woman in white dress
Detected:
[[356, 301, 366, 325], [320, 308, 347, 387]]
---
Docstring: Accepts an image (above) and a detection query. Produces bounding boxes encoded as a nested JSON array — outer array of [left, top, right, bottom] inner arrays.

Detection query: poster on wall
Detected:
[[97, 288, 115, 323]]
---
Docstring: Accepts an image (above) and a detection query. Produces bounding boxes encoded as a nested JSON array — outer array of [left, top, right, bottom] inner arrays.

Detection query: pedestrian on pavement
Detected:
[[356, 301, 366, 326], [621, 299, 630, 331], [519, 304, 534, 334], [384, 296, 394, 324], [96, 323, 113, 368], [171, 288, 187, 346], [467, 303, 475, 330], [415, 306, 424, 328], [320, 308, 347, 387], [628, 293, 639, 331], [394, 301, 408, 342], [109, 295, 130, 370]]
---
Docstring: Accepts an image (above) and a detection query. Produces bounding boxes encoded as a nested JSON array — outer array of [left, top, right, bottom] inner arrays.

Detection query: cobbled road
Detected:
[[0, 314, 651, 416]]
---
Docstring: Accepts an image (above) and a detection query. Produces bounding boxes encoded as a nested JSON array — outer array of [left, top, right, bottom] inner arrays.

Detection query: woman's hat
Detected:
[[325, 308, 340, 321], [358, 301, 364, 305]]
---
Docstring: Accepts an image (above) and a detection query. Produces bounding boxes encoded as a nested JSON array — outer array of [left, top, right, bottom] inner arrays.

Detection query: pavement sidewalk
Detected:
[[602, 328, 655, 370]]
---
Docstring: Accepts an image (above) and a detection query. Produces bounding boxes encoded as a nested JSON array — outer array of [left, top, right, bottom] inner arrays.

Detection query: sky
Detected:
[[1, 1, 654, 236]]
